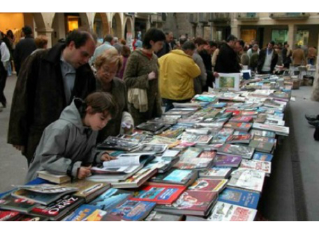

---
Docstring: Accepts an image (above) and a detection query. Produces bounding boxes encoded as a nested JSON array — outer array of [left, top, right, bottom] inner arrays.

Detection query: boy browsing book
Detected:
[[26, 92, 118, 182]]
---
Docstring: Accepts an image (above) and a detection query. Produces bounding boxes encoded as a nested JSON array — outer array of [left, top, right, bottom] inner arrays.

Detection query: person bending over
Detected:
[[26, 92, 117, 182]]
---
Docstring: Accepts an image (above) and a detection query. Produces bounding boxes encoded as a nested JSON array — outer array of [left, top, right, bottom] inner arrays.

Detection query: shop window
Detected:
[[295, 30, 309, 47], [271, 30, 288, 44]]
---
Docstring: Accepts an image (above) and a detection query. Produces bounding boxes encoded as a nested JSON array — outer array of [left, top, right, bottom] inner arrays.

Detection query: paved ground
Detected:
[[1, 75, 319, 220]]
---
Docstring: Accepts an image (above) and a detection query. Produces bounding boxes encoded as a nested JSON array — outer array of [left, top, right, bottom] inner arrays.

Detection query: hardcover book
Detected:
[[131, 183, 186, 204], [102, 200, 156, 221], [150, 169, 198, 187], [218, 187, 260, 209], [199, 167, 232, 179], [155, 190, 218, 216], [218, 144, 255, 159], [228, 168, 266, 193], [209, 201, 257, 221], [188, 178, 228, 193], [214, 154, 242, 168], [36, 171, 71, 184], [240, 159, 271, 175]]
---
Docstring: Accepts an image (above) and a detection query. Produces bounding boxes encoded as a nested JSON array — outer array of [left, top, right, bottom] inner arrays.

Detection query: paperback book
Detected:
[[199, 167, 232, 179], [240, 159, 271, 176], [188, 178, 228, 193], [218, 187, 260, 209]]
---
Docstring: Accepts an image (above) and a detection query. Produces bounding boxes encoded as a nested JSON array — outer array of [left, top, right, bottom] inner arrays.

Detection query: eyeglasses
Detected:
[[100, 66, 117, 75]]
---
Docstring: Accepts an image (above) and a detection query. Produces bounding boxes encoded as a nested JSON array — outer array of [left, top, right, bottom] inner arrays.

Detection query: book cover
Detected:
[[240, 159, 271, 175], [31, 194, 84, 220], [199, 150, 216, 159], [145, 156, 179, 173], [226, 134, 252, 144], [131, 183, 186, 204], [253, 152, 273, 162], [151, 169, 198, 187], [132, 143, 168, 154], [0, 193, 37, 213], [214, 154, 242, 168], [199, 167, 232, 179], [218, 144, 255, 159], [16, 183, 78, 194], [64, 204, 107, 221], [102, 200, 156, 221], [156, 190, 218, 216], [173, 158, 213, 170], [209, 201, 257, 221], [89, 188, 133, 211], [249, 140, 274, 153], [145, 211, 186, 221], [180, 147, 203, 160], [98, 136, 140, 151], [223, 122, 252, 131], [0, 210, 20, 221], [229, 116, 253, 123], [250, 130, 276, 138], [228, 168, 266, 193], [111, 167, 158, 188], [218, 187, 260, 209], [188, 178, 228, 193], [252, 123, 289, 136]]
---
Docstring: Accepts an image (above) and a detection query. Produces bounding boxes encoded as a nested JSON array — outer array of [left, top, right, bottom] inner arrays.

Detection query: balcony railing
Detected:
[[270, 12, 310, 20], [208, 13, 230, 22], [236, 13, 259, 21]]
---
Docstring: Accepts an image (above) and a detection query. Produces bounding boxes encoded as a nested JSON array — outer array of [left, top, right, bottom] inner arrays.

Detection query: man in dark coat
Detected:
[[13, 26, 36, 75], [215, 34, 241, 73], [257, 41, 278, 74], [155, 32, 173, 58], [8, 29, 96, 164]]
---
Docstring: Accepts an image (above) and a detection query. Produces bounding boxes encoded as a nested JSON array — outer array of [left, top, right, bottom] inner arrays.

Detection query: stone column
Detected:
[[288, 24, 297, 48], [191, 24, 197, 39], [199, 23, 205, 37], [311, 33, 319, 101], [210, 23, 217, 41], [35, 27, 54, 48]]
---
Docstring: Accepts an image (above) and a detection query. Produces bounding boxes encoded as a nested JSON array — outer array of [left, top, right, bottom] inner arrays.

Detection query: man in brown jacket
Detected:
[[292, 45, 306, 66], [8, 30, 96, 165]]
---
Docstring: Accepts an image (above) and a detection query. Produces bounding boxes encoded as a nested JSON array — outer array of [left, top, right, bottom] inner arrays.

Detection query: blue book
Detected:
[[253, 152, 273, 162], [211, 102, 227, 108], [163, 170, 193, 183], [218, 187, 260, 209], [64, 204, 106, 221], [89, 188, 132, 211], [102, 200, 156, 221]]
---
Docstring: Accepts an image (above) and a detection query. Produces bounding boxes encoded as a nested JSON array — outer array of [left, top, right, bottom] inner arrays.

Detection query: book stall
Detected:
[[0, 72, 293, 221]]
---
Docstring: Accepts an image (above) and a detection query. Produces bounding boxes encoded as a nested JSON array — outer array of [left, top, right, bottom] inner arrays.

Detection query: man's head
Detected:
[[63, 29, 96, 69], [284, 42, 289, 49], [182, 41, 196, 56], [166, 32, 174, 43], [113, 37, 119, 44], [104, 34, 114, 45], [252, 44, 259, 51], [194, 37, 208, 52], [206, 41, 218, 54], [179, 35, 188, 48], [267, 41, 275, 50], [234, 40, 245, 53], [226, 34, 238, 48], [22, 26, 33, 37]]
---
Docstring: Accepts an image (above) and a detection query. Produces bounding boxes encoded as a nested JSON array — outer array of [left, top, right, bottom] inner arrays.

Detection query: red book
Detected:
[[0, 210, 20, 221], [155, 190, 218, 216], [131, 183, 186, 204]]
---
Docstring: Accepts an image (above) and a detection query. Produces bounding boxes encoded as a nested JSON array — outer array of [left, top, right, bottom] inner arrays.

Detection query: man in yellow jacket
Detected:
[[159, 41, 201, 111]]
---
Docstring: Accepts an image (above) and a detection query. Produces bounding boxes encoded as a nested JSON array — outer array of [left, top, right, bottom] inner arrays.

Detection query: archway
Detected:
[[111, 13, 123, 39], [93, 13, 109, 43]]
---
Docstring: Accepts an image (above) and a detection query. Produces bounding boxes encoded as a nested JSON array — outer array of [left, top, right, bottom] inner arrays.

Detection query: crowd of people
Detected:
[[0, 25, 318, 181]]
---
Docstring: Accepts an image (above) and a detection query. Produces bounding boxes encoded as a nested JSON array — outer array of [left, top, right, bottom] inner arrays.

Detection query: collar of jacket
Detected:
[[43, 42, 67, 64]]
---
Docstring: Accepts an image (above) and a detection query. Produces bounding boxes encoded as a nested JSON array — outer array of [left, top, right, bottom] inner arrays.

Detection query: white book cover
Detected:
[[228, 168, 266, 193], [240, 159, 271, 175], [208, 202, 257, 221], [253, 123, 289, 136]]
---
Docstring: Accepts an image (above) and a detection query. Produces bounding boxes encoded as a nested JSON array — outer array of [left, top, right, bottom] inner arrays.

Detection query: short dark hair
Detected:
[[179, 37, 187, 46], [182, 41, 196, 51], [269, 41, 275, 46], [209, 41, 217, 47], [85, 92, 118, 119], [65, 30, 94, 49], [143, 28, 166, 49], [104, 34, 113, 43], [236, 39, 245, 48], [22, 26, 32, 36], [35, 35, 48, 49], [194, 37, 208, 46], [121, 45, 131, 58], [226, 34, 237, 42]]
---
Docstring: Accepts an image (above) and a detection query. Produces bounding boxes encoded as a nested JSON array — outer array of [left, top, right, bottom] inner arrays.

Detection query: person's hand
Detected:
[[101, 153, 117, 162], [13, 145, 25, 153], [77, 166, 92, 179], [148, 71, 156, 80], [213, 72, 219, 78]]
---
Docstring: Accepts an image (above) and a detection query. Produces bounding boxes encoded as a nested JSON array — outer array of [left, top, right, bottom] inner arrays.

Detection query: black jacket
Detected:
[[215, 43, 241, 73], [257, 48, 278, 73], [8, 42, 96, 162], [13, 36, 36, 74]]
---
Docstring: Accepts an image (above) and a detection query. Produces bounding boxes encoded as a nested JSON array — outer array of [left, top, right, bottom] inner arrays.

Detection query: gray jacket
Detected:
[[26, 98, 103, 182], [193, 51, 207, 94]]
